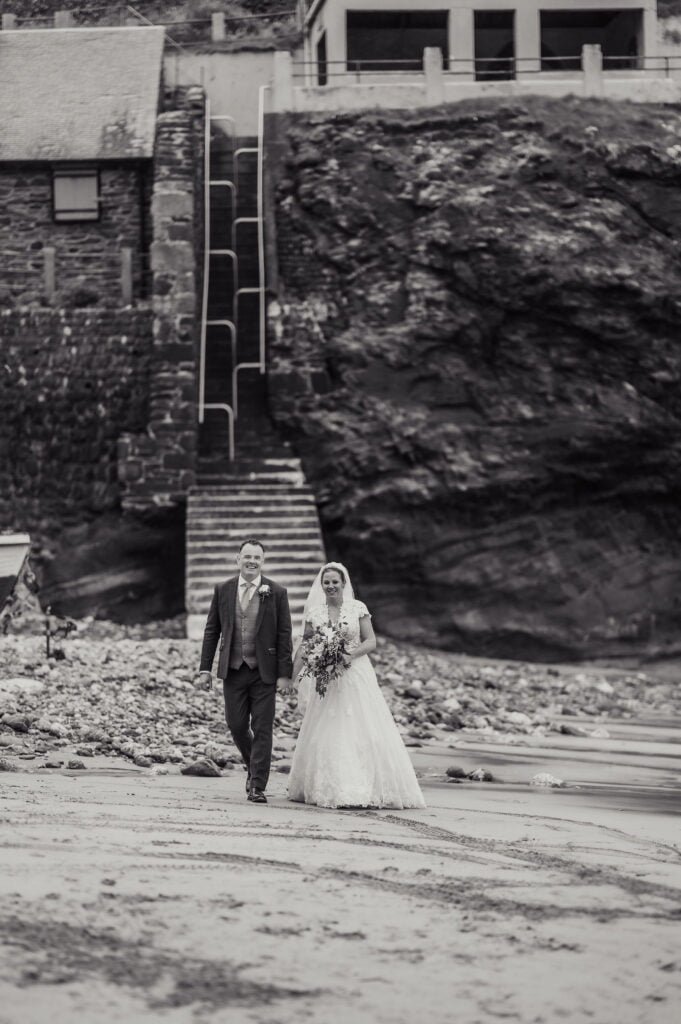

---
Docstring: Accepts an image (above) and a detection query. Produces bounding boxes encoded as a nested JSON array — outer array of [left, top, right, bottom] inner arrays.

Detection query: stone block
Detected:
[[118, 460, 143, 483], [167, 223, 193, 242], [173, 293, 196, 315], [151, 242, 194, 274], [151, 190, 192, 222]]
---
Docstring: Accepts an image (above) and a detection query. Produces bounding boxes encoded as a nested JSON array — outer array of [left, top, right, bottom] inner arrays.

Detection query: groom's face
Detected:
[[237, 543, 264, 582]]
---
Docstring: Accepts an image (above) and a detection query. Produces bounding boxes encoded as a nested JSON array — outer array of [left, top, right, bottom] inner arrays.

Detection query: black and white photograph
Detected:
[[1, 1, 680, 1021]]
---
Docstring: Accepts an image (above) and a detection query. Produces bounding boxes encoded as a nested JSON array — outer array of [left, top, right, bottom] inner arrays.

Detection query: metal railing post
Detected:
[[257, 83, 269, 372], [120, 247, 133, 304], [198, 97, 211, 426], [43, 248, 56, 303]]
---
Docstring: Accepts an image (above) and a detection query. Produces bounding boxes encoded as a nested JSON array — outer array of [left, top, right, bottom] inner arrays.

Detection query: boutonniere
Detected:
[[258, 584, 271, 601]]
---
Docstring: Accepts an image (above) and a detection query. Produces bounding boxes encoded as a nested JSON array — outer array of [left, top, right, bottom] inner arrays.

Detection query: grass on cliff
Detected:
[[0, 0, 301, 47]]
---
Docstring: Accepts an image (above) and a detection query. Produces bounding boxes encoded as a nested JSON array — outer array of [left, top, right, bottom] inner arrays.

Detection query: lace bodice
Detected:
[[306, 599, 371, 650]]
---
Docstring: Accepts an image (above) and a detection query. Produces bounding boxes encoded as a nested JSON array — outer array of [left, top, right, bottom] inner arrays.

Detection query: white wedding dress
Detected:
[[288, 598, 426, 810]]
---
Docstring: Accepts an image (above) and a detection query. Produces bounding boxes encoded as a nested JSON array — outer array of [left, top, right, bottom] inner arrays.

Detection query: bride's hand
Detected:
[[342, 653, 352, 668]]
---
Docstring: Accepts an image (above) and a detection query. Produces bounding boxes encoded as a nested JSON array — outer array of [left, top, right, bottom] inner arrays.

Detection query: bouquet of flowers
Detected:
[[301, 624, 350, 698]]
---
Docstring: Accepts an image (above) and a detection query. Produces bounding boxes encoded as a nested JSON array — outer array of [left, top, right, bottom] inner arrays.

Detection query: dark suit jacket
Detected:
[[198, 575, 293, 684]]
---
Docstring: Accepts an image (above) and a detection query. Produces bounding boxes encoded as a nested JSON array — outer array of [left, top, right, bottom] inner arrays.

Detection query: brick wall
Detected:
[[0, 163, 151, 306], [0, 306, 153, 534]]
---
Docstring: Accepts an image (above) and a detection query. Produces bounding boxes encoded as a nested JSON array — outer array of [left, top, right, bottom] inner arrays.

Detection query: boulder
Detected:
[[1, 714, 30, 734], [0, 678, 45, 697], [181, 757, 221, 778]]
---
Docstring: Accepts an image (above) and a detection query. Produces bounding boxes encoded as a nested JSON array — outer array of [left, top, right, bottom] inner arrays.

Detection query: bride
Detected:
[[288, 561, 425, 810]]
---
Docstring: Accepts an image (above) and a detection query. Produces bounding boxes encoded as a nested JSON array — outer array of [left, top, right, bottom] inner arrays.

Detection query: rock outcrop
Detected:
[[267, 97, 681, 661]]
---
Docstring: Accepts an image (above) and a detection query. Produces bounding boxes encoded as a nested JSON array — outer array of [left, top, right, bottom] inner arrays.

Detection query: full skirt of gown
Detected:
[[287, 654, 426, 810]]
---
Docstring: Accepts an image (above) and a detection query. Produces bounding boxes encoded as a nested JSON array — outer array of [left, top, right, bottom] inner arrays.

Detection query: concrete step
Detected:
[[186, 533, 323, 544], [187, 560, 322, 575], [189, 496, 317, 509], [191, 485, 308, 494], [188, 555, 324, 565], [186, 456, 325, 635], [188, 518, 320, 531], [187, 533, 322, 545], [190, 588, 311, 605], [190, 488, 315, 500]]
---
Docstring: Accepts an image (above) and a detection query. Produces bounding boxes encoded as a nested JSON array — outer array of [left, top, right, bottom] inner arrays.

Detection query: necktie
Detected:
[[240, 582, 254, 612]]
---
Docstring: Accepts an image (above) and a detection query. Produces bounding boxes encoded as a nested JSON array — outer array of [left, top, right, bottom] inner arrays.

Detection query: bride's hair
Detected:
[[322, 563, 346, 584]]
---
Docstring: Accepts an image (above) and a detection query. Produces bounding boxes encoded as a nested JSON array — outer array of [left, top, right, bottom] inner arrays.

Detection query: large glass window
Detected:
[[540, 8, 643, 71], [474, 10, 515, 81], [346, 10, 449, 72]]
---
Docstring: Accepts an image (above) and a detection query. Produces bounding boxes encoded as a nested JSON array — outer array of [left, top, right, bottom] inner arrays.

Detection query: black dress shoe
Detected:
[[247, 787, 267, 803]]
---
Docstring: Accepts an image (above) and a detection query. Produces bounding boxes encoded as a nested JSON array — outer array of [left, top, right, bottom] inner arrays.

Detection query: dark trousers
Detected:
[[223, 663, 276, 791]]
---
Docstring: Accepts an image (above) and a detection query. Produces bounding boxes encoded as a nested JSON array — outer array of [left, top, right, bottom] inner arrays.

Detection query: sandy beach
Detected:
[[1, 716, 679, 1024]]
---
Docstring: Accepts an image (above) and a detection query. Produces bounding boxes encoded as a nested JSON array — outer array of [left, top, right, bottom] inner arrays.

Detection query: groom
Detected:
[[195, 538, 293, 803]]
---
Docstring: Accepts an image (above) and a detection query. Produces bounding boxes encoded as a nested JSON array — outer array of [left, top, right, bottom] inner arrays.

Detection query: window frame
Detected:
[[51, 165, 101, 223]]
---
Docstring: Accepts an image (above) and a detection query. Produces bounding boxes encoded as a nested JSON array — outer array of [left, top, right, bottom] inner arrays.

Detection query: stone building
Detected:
[[0, 24, 209, 622], [0, 26, 164, 306]]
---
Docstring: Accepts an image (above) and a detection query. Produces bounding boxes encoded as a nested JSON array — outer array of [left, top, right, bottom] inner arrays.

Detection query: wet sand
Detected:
[[0, 720, 680, 1024]]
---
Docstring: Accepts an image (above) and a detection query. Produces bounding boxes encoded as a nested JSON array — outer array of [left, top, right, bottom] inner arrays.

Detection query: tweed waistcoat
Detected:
[[230, 584, 259, 669]]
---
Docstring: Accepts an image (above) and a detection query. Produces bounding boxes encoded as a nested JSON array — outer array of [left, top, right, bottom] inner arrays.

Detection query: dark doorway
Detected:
[[474, 10, 515, 80], [346, 9, 449, 72], [540, 8, 643, 71], [317, 30, 328, 85]]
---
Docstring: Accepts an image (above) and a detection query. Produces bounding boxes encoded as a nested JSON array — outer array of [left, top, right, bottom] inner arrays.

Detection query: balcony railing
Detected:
[[292, 52, 681, 86]]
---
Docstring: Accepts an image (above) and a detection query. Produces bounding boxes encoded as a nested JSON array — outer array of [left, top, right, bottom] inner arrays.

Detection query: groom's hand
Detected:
[[193, 671, 213, 691], [277, 676, 293, 694]]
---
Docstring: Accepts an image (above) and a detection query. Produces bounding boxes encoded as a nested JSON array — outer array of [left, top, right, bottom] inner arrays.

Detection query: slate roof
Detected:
[[0, 27, 165, 161]]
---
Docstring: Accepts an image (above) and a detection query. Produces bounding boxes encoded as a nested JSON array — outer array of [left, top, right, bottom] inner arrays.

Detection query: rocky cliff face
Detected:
[[267, 97, 681, 662]]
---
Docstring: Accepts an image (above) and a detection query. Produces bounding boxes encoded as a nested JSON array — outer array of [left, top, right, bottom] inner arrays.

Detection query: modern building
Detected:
[[298, 0, 657, 81]]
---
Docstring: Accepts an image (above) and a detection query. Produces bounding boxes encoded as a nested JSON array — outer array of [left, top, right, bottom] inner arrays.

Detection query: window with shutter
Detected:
[[52, 167, 100, 222]]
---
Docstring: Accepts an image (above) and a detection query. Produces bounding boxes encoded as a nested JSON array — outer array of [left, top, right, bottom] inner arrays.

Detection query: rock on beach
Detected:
[[0, 631, 677, 772]]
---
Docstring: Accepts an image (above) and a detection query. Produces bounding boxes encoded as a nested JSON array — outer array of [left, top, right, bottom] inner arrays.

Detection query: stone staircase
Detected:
[[185, 458, 326, 641], [187, 117, 327, 641]]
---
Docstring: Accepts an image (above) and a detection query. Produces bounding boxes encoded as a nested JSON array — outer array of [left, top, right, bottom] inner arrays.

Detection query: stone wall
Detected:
[[0, 307, 152, 531], [0, 163, 150, 306], [118, 89, 205, 511], [0, 88, 205, 621]]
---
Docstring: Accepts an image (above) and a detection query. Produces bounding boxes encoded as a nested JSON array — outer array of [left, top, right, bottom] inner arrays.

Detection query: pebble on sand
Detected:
[[530, 772, 566, 788]]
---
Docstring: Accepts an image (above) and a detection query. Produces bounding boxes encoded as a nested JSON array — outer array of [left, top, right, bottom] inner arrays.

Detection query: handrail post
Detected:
[[582, 43, 604, 98], [211, 12, 226, 42], [120, 247, 133, 304], [424, 47, 445, 104], [198, 97, 211, 425], [54, 10, 76, 28], [257, 84, 269, 373], [44, 248, 56, 304], [272, 50, 294, 111]]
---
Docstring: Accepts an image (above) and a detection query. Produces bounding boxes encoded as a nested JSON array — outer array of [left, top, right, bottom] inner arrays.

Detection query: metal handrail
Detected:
[[198, 106, 237, 466], [231, 83, 270, 425], [198, 89, 269, 459], [291, 53, 681, 82]]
